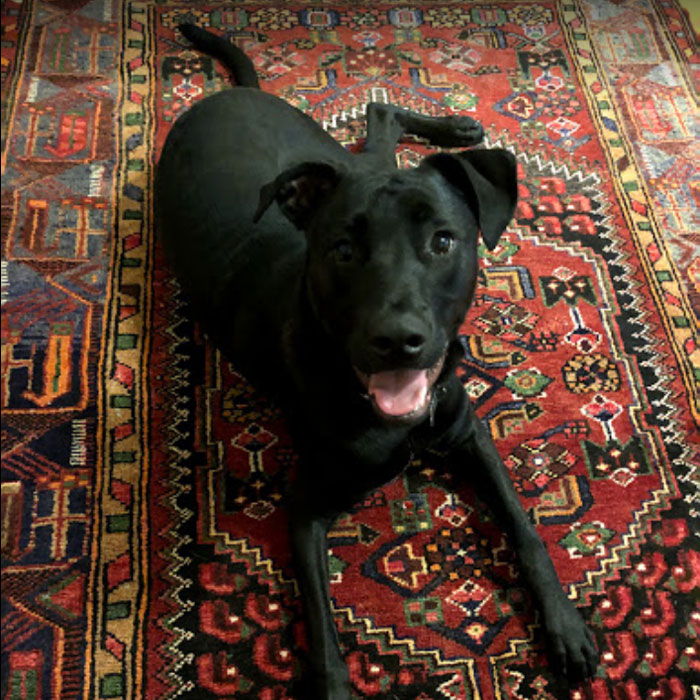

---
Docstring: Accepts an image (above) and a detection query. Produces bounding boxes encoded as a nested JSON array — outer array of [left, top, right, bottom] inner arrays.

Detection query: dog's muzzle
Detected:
[[354, 351, 446, 422]]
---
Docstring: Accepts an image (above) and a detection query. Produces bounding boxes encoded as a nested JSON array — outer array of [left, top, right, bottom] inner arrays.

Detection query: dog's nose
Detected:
[[370, 330, 426, 359]]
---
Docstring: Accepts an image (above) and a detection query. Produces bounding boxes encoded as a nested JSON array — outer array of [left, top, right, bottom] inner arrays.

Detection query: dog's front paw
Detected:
[[541, 595, 598, 684], [310, 667, 352, 700]]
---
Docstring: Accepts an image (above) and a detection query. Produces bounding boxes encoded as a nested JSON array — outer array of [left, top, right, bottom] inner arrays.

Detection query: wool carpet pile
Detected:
[[1, 1, 698, 699]]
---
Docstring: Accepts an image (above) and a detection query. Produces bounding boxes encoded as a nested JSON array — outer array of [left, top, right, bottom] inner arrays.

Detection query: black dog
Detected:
[[156, 24, 598, 699]]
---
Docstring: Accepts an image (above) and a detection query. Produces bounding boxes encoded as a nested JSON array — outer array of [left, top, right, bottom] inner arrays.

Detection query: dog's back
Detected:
[[154, 29, 350, 373]]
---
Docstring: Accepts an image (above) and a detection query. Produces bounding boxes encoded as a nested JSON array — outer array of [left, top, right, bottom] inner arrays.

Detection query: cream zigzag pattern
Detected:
[[154, 277, 197, 699]]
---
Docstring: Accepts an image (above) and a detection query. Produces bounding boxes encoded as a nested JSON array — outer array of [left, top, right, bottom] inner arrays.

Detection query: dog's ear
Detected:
[[254, 162, 341, 229], [421, 149, 517, 250]]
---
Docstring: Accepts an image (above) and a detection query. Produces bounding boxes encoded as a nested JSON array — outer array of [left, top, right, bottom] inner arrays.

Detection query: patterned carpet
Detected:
[[1, 2, 699, 699]]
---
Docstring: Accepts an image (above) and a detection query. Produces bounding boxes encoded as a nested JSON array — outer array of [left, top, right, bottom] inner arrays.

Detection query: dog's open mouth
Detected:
[[355, 353, 446, 421]]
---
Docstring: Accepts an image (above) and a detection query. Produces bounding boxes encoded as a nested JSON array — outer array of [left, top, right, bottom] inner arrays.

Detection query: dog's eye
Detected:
[[431, 231, 455, 255], [332, 239, 354, 263]]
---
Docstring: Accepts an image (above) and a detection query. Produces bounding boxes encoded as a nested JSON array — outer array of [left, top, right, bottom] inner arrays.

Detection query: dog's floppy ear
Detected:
[[254, 162, 341, 229], [421, 149, 517, 250]]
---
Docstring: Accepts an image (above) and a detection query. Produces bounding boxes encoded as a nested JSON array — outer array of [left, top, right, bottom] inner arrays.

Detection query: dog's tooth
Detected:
[[419, 384, 429, 407]]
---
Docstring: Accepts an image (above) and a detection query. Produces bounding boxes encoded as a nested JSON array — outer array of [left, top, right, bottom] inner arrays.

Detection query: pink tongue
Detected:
[[367, 369, 429, 416]]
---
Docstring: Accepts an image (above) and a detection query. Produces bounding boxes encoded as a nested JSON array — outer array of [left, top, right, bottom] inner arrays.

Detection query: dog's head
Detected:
[[254, 149, 517, 423]]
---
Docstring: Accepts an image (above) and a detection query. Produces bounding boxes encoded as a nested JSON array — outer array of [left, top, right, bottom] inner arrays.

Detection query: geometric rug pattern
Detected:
[[2, 2, 698, 699]]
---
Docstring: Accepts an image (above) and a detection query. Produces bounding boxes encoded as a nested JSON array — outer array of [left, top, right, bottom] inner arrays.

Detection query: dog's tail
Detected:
[[178, 23, 260, 89]]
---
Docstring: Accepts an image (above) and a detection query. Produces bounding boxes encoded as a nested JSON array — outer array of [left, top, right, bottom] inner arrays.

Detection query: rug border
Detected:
[[86, 2, 155, 699]]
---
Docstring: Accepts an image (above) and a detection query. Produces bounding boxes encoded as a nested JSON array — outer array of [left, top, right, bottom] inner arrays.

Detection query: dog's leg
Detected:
[[364, 102, 484, 164], [289, 490, 350, 700], [457, 416, 599, 684]]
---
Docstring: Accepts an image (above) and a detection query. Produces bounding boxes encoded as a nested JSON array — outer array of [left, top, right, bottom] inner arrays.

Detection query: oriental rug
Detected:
[[1, 2, 699, 700]]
